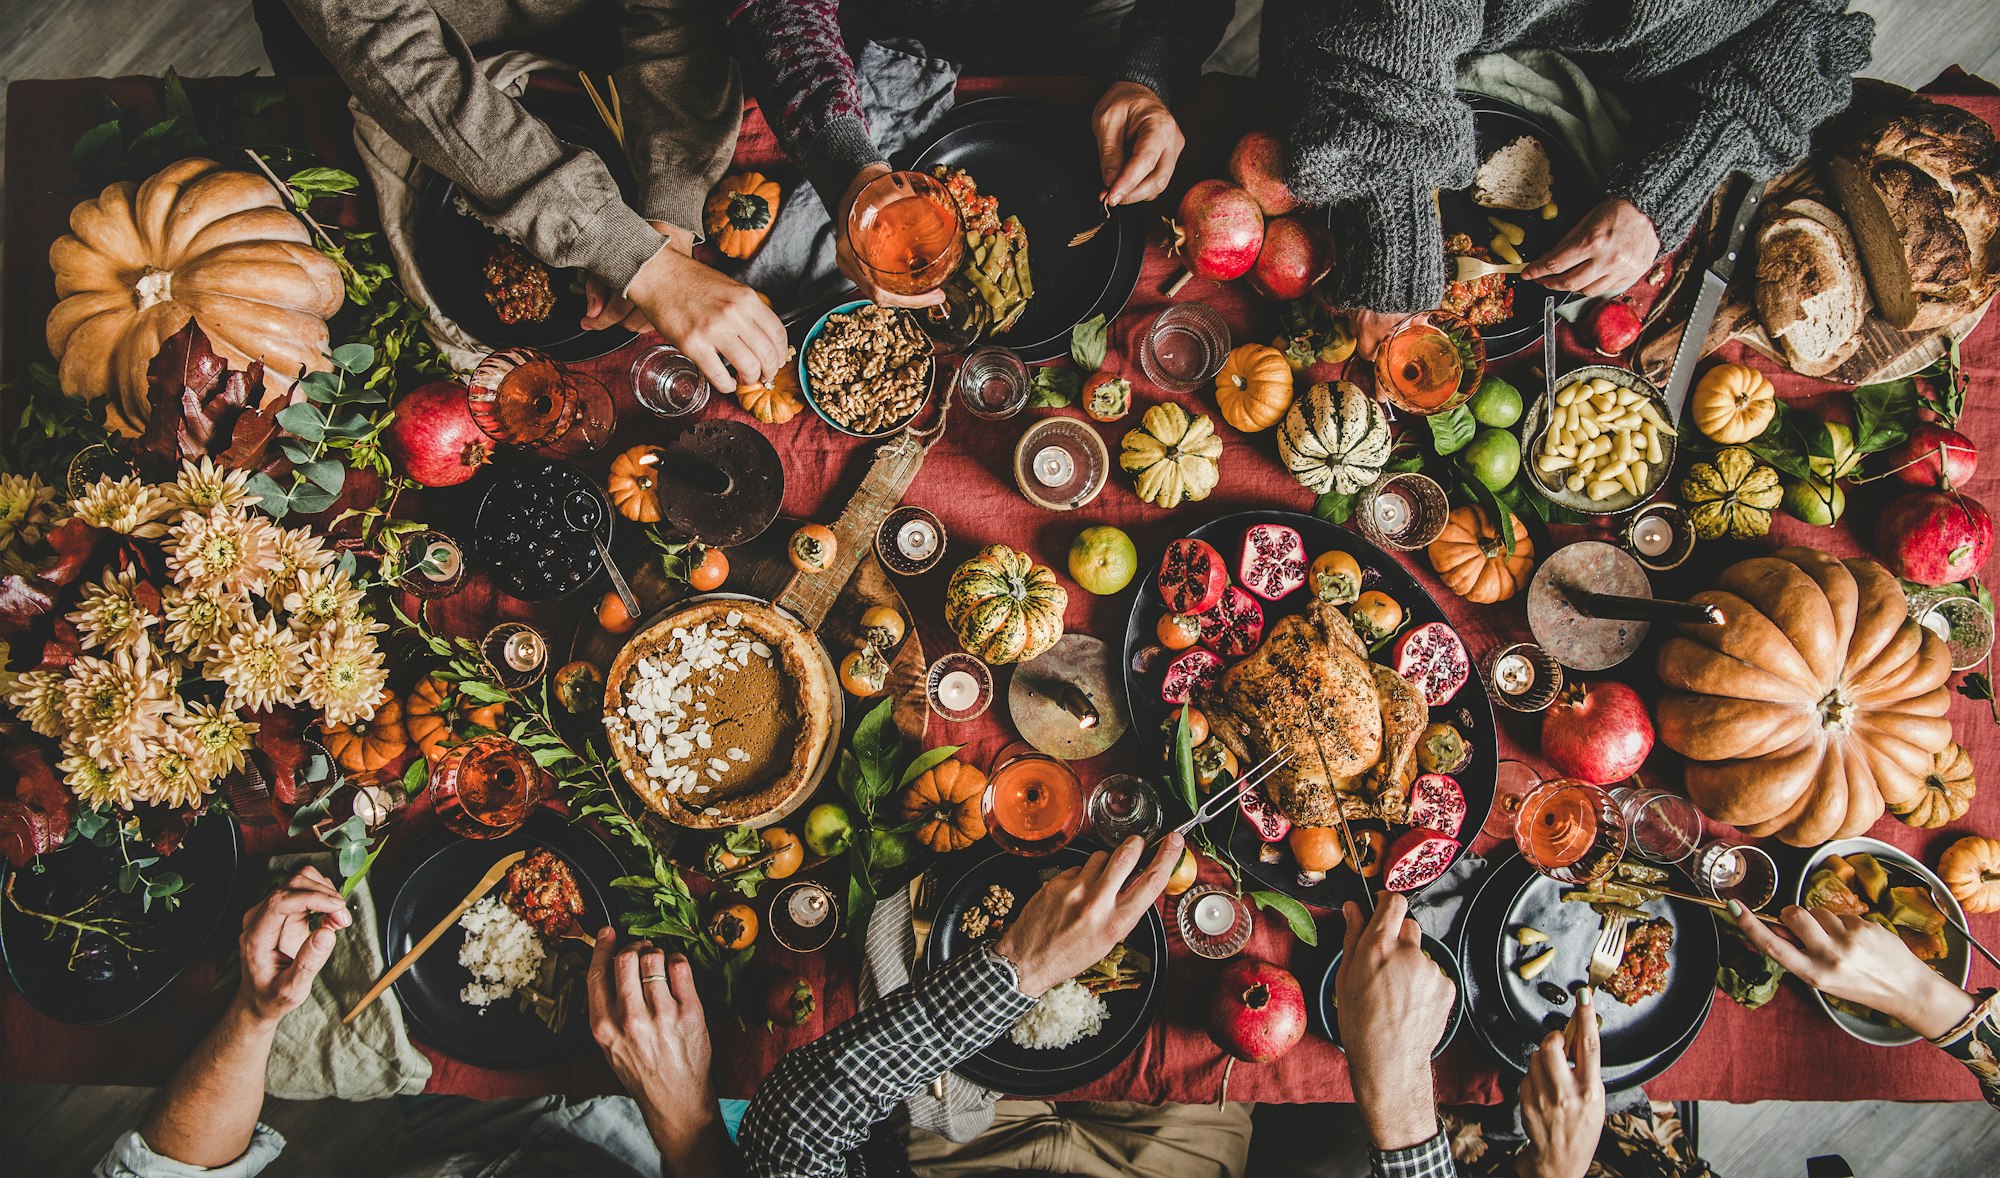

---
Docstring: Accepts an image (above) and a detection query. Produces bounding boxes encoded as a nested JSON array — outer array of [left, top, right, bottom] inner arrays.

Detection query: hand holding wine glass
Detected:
[[835, 163, 958, 309]]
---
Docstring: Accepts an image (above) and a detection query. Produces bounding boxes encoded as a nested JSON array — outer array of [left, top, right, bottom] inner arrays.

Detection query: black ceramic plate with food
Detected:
[[1456, 852, 1716, 1090], [382, 809, 623, 1069], [469, 457, 612, 601], [899, 97, 1146, 362], [0, 812, 239, 1025], [1120, 509, 1498, 909], [1440, 98, 1596, 359], [924, 847, 1167, 1096], [413, 96, 637, 362]]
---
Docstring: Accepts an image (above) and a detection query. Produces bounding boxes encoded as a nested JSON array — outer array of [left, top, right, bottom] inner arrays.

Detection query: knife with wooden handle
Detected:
[[1659, 175, 1766, 422]]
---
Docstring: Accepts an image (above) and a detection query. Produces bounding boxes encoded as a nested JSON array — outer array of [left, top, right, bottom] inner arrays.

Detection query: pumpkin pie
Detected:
[[603, 599, 835, 828]]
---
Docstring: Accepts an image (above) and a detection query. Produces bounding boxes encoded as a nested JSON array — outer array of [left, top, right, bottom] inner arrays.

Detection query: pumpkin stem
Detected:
[[134, 267, 173, 310], [1817, 688, 1856, 732]]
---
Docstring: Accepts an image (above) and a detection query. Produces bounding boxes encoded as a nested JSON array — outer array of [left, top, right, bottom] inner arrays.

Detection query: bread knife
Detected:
[[1660, 176, 1765, 421]]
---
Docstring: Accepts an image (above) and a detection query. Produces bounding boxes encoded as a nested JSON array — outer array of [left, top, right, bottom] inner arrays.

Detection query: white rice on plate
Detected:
[[1009, 979, 1108, 1049], [457, 894, 545, 1008]]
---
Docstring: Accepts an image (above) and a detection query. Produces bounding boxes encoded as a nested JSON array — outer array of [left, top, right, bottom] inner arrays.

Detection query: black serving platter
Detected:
[[469, 456, 613, 601], [0, 812, 240, 1025], [1441, 97, 1597, 359], [1121, 509, 1498, 909], [1456, 851, 1717, 1091], [899, 97, 1146, 362], [413, 93, 637, 362], [923, 847, 1166, 1097], [383, 809, 624, 1070]]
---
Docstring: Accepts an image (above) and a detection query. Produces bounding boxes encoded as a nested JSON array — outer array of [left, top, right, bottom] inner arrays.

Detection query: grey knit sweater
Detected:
[[1261, 0, 1875, 314]]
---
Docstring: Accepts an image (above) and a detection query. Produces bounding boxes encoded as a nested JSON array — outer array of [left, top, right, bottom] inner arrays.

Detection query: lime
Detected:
[[1782, 476, 1845, 525], [1807, 421, 1860, 480], [1068, 525, 1139, 595], [871, 828, 917, 872], [803, 802, 857, 858], [1461, 427, 1522, 490], [1468, 376, 1523, 429]]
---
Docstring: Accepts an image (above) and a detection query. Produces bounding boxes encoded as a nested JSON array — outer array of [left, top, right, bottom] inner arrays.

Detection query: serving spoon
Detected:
[[344, 850, 526, 1024]]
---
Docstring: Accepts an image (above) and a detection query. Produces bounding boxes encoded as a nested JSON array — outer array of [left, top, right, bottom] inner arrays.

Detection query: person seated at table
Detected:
[[271, 0, 788, 393], [1259, 0, 1875, 358], [1731, 899, 2000, 1109], [724, 0, 1236, 307]]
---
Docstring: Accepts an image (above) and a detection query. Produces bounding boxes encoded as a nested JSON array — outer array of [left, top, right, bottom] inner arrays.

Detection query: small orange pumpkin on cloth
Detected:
[[1939, 836, 2000, 914], [900, 757, 988, 853], [322, 690, 409, 773], [704, 172, 781, 260], [1427, 505, 1534, 604]]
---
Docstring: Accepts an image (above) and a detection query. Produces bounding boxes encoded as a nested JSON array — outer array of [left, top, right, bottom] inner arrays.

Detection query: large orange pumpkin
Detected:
[[1939, 836, 2000, 914], [1213, 343, 1294, 433], [1655, 548, 1953, 846], [900, 757, 988, 853], [323, 689, 408, 772], [47, 158, 345, 436], [1427, 505, 1534, 603]]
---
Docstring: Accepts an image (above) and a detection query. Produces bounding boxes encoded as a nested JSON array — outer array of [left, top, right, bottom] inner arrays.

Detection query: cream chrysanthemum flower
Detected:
[[71, 475, 173, 540], [265, 525, 335, 603], [5, 668, 68, 738], [60, 751, 139, 811], [61, 644, 175, 764], [164, 457, 259, 516], [160, 583, 252, 657], [0, 639, 16, 701], [67, 566, 158, 652], [283, 566, 366, 636], [210, 612, 306, 712], [167, 506, 279, 597], [169, 699, 258, 781], [299, 617, 389, 727], [132, 737, 215, 810], [0, 473, 57, 553]]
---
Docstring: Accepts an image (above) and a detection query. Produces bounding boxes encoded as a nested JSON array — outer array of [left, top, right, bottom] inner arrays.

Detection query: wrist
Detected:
[[989, 938, 1054, 999], [224, 994, 285, 1038], [1898, 975, 1978, 1041], [1355, 1070, 1436, 1151]]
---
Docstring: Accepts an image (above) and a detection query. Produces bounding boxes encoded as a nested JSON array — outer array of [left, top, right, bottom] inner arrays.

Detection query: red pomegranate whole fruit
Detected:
[[385, 380, 491, 487], [1382, 828, 1460, 892], [1886, 423, 1978, 489], [1161, 647, 1226, 704], [1589, 300, 1642, 357], [1172, 180, 1265, 282], [1247, 216, 1336, 302], [1196, 585, 1266, 658], [1228, 130, 1301, 217], [1393, 623, 1470, 706], [1209, 958, 1307, 1065], [1541, 681, 1654, 785], [1876, 490, 1992, 585], [1239, 523, 1309, 601], [1158, 538, 1230, 615]]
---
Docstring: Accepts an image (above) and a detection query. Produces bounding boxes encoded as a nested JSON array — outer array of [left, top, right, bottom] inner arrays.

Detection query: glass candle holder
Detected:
[[1481, 642, 1563, 712], [982, 744, 1085, 856], [768, 880, 840, 953], [1619, 503, 1695, 572], [630, 345, 713, 418], [877, 506, 948, 577], [1013, 417, 1109, 511], [481, 622, 549, 691], [926, 653, 994, 721], [1918, 595, 1995, 672], [956, 347, 1030, 420], [430, 736, 540, 840], [1140, 304, 1231, 393], [1608, 784, 1704, 864], [393, 529, 468, 600], [1177, 885, 1252, 959], [1355, 472, 1449, 551], [1692, 841, 1778, 911]]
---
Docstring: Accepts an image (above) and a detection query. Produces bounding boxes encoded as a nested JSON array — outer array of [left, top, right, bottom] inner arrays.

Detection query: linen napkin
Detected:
[[1456, 49, 1632, 186], [1407, 851, 1487, 944], [263, 852, 433, 1102]]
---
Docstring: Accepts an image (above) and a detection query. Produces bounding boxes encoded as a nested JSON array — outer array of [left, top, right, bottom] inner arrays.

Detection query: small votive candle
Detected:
[[1620, 503, 1695, 571], [937, 670, 979, 711], [1371, 490, 1412, 535], [787, 885, 831, 928], [1192, 892, 1235, 935], [1631, 515, 1673, 557], [504, 629, 546, 673], [1492, 651, 1536, 696]]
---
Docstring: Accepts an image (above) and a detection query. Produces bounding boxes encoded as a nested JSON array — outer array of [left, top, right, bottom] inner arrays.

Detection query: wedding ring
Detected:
[[641, 973, 669, 983]]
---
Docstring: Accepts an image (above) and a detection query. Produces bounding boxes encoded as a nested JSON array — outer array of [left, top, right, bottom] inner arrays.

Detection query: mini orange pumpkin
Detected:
[[404, 676, 455, 762], [1939, 836, 2000, 914], [323, 689, 408, 772], [1213, 343, 1294, 433], [1428, 505, 1535, 603], [704, 172, 781, 259], [1889, 742, 1976, 829], [737, 363, 803, 424], [608, 445, 665, 523], [901, 757, 988, 853]]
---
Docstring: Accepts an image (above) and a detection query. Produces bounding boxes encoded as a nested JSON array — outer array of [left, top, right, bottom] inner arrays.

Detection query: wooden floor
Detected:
[[4, 1, 2000, 1175]]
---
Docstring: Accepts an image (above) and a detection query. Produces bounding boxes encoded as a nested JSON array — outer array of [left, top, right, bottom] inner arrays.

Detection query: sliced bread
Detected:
[[1754, 198, 1867, 377], [1471, 135, 1553, 211]]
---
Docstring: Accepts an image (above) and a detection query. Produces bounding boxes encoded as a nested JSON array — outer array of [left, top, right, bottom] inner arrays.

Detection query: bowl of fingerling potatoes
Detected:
[[1520, 364, 1677, 515]]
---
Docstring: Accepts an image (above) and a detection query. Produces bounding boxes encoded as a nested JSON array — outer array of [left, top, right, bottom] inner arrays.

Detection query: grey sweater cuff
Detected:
[[640, 175, 713, 247], [800, 113, 887, 219], [1117, 34, 1179, 106], [1326, 177, 1445, 315], [1608, 105, 1746, 255], [581, 200, 671, 295]]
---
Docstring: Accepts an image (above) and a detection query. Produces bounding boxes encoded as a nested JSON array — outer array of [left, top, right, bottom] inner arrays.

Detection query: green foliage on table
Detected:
[[1248, 890, 1318, 947], [835, 697, 960, 953], [1071, 313, 1109, 373], [66, 806, 189, 913], [0, 362, 118, 483], [1426, 405, 1476, 456], [1029, 366, 1081, 409]]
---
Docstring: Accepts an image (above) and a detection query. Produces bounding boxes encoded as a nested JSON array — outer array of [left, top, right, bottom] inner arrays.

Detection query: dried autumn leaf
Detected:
[[0, 575, 57, 641], [137, 320, 282, 471], [256, 705, 310, 807], [0, 802, 55, 869], [39, 518, 102, 589], [6, 745, 73, 846]]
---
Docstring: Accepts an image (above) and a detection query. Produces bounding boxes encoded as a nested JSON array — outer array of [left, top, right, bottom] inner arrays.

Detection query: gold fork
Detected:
[[1069, 199, 1112, 247], [909, 868, 940, 969]]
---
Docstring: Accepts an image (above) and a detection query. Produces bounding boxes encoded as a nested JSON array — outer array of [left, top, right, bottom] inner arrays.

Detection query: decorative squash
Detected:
[[944, 544, 1068, 665], [736, 362, 803, 424], [323, 689, 408, 772], [1427, 505, 1534, 603], [1681, 446, 1783, 540], [703, 172, 781, 259], [1655, 547, 1953, 846], [1276, 380, 1391, 495], [1690, 364, 1777, 444], [404, 676, 456, 762], [47, 158, 345, 436], [1119, 402, 1223, 509], [900, 757, 988, 853], [607, 445, 665, 523], [1939, 836, 2000, 914], [1213, 343, 1294, 432], [1889, 742, 1976, 828]]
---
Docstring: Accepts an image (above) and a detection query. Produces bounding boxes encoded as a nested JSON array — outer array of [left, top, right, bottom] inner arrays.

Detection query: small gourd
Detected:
[[1427, 505, 1534, 604], [1276, 380, 1391, 495], [736, 362, 803, 424], [900, 758, 988, 853], [1119, 402, 1223, 509], [323, 690, 408, 772], [1939, 836, 2000, 914], [1681, 446, 1783, 540], [1890, 743, 1976, 829], [1690, 364, 1776, 444], [607, 445, 665, 523], [1213, 343, 1294, 433], [703, 172, 781, 259]]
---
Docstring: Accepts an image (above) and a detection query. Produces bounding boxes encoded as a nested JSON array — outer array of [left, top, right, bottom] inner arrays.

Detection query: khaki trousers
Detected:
[[907, 1100, 1254, 1178]]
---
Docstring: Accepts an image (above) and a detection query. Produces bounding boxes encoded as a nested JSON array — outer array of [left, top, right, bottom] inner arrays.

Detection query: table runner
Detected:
[[4, 69, 1996, 1106]]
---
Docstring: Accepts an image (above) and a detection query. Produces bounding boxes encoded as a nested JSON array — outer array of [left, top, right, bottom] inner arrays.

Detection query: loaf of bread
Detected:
[[1755, 198, 1866, 377], [1824, 100, 2000, 331]]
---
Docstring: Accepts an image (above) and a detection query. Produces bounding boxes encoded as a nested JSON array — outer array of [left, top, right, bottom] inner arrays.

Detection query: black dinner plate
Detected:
[[1456, 851, 1716, 1090], [899, 97, 1146, 362], [1120, 509, 1498, 909], [382, 809, 624, 1070], [923, 847, 1167, 1096], [1442, 98, 1597, 359], [1318, 931, 1465, 1059], [0, 811, 240, 1025], [412, 93, 637, 363]]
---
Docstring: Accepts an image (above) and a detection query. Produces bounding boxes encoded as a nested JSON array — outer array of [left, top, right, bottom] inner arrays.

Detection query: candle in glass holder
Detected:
[[926, 653, 994, 721], [1620, 503, 1694, 571], [482, 622, 549, 689], [938, 671, 979, 710], [1193, 892, 1235, 935], [1493, 651, 1536, 695], [1631, 516, 1672, 557], [1013, 418, 1108, 511], [398, 530, 467, 599], [1176, 884, 1252, 958], [876, 506, 948, 576], [1370, 489, 1412, 535], [1482, 642, 1563, 712], [770, 880, 840, 952]]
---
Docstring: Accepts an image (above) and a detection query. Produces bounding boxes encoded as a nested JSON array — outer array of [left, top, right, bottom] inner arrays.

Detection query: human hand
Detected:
[[581, 219, 693, 334], [833, 162, 947, 310], [587, 931, 725, 1170], [1335, 892, 1455, 1151], [1731, 902, 1975, 1040], [994, 833, 1183, 997], [234, 866, 349, 1025], [623, 240, 787, 394], [1520, 198, 1659, 298], [1348, 309, 1402, 361], [1516, 986, 1604, 1178], [1091, 81, 1184, 206]]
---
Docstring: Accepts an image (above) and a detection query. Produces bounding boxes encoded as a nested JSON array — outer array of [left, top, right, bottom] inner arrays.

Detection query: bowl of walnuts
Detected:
[[798, 300, 937, 438]]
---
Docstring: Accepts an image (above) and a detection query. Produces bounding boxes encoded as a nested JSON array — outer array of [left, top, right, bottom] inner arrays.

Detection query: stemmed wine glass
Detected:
[[1513, 777, 1627, 885], [1375, 309, 1485, 416], [846, 170, 964, 298], [468, 347, 615, 455]]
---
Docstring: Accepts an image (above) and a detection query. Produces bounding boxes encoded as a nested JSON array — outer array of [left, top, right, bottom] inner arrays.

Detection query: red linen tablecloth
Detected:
[[4, 70, 1996, 1107]]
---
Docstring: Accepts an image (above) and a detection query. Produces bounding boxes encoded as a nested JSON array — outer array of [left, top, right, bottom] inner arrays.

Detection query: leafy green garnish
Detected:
[[1071, 313, 1109, 372], [1029, 366, 1082, 409], [1427, 405, 1476, 456], [1249, 889, 1319, 947]]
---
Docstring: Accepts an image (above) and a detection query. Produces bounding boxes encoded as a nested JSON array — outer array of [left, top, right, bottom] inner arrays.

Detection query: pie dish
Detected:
[[603, 598, 836, 828]]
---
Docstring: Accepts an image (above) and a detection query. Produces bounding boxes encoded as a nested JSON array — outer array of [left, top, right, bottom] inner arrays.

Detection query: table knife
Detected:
[[1660, 176, 1765, 422]]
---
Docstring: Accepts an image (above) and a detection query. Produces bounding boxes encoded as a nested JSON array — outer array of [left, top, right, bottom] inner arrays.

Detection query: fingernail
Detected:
[[1726, 900, 1744, 917], [1579, 984, 1593, 1004]]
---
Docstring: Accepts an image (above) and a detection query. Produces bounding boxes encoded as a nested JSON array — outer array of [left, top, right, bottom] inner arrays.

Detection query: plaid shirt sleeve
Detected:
[[1371, 1127, 1458, 1178], [739, 944, 1038, 1177]]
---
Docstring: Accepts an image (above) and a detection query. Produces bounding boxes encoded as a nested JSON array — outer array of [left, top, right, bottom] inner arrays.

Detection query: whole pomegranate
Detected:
[[1228, 130, 1300, 216], [1248, 216, 1336, 301], [1589, 300, 1642, 356], [384, 380, 490, 487], [1875, 490, 1992, 585], [1886, 423, 1978, 489], [1209, 957, 1306, 1064], [1542, 681, 1654, 785], [1173, 180, 1265, 282]]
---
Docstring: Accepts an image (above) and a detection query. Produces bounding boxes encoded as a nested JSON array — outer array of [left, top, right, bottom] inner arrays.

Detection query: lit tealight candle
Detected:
[[937, 670, 979, 711], [503, 629, 546, 673], [1371, 490, 1412, 534], [1192, 893, 1236, 936], [352, 784, 394, 828], [1034, 445, 1076, 488], [898, 519, 938, 561], [787, 884, 831, 929], [1632, 515, 1673, 558], [1494, 652, 1535, 695]]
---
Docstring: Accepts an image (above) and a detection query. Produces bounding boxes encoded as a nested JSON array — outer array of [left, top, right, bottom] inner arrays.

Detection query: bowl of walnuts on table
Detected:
[[798, 300, 937, 438]]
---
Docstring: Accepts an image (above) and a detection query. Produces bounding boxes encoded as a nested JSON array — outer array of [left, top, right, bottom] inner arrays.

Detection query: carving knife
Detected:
[[1306, 713, 1375, 917], [1660, 176, 1765, 422]]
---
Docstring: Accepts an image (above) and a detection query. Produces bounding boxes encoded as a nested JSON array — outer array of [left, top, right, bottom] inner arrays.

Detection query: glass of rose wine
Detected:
[[1514, 777, 1626, 885], [1375, 309, 1485, 416], [430, 735, 541, 840], [847, 170, 964, 298], [983, 743, 1086, 856]]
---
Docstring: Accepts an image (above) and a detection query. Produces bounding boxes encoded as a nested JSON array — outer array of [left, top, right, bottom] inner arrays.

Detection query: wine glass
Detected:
[[846, 170, 964, 298], [1608, 783, 1705, 864], [469, 347, 578, 446], [982, 743, 1085, 856], [1513, 777, 1626, 885], [1375, 309, 1485, 416], [1481, 758, 1545, 841], [430, 736, 541, 840]]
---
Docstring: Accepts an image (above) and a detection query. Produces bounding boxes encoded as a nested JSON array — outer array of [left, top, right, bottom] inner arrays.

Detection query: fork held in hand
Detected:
[[1068, 199, 1112, 247], [1588, 912, 1631, 986]]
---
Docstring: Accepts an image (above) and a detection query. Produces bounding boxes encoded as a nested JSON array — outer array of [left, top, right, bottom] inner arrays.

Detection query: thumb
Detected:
[[275, 925, 338, 1008]]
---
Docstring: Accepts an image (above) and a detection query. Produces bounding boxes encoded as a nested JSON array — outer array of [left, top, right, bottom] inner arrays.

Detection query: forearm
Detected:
[[642, 1101, 735, 1177], [139, 1000, 279, 1168], [1324, 179, 1447, 314], [1116, 0, 1236, 106], [725, 0, 880, 211], [618, 0, 744, 236]]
